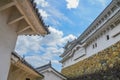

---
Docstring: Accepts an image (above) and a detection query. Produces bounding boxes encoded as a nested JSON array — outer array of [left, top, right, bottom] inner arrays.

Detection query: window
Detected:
[[76, 46, 80, 50], [103, 30, 106, 34], [26, 78, 30, 80], [100, 32, 103, 36], [96, 23, 99, 26], [104, 14, 108, 19], [95, 43, 97, 47], [99, 20, 101, 24], [117, 2, 120, 6], [111, 6, 117, 12], [101, 17, 104, 21], [114, 19, 120, 26], [93, 44, 94, 49], [107, 11, 111, 16], [93, 43, 97, 49], [106, 35, 109, 40], [110, 24, 115, 29]]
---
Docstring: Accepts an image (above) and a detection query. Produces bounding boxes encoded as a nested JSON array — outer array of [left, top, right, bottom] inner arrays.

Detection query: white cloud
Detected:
[[15, 36, 42, 55], [25, 55, 61, 68], [66, 0, 79, 9], [52, 60, 60, 64], [34, 0, 74, 27], [25, 55, 48, 67], [15, 27, 76, 67], [89, 0, 107, 7], [44, 6, 73, 27], [98, 0, 106, 7], [39, 9, 49, 18], [35, 0, 48, 7], [40, 27, 76, 47]]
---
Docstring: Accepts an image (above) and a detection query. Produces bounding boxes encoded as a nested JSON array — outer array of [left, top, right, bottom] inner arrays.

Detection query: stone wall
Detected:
[[61, 41, 120, 80]]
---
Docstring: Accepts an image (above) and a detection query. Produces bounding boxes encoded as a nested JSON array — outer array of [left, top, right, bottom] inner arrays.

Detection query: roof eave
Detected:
[[12, 52, 44, 78]]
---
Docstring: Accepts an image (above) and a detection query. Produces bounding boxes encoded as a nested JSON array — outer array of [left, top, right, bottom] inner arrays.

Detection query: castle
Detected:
[[60, 0, 120, 68], [60, 0, 120, 79]]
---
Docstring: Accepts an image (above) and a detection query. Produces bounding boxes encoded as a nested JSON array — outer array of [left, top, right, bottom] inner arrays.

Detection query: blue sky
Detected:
[[15, 0, 112, 71]]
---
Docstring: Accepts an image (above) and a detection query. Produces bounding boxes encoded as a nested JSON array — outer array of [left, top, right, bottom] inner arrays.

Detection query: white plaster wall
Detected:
[[86, 24, 120, 57], [0, 11, 17, 80], [73, 48, 85, 60], [63, 23, 120, 68], [62, 48, 86, 68], [42, 70, 64, 80]]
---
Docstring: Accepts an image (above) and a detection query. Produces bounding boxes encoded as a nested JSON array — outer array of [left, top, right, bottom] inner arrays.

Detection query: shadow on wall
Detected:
[[68, 63, 120, 80]]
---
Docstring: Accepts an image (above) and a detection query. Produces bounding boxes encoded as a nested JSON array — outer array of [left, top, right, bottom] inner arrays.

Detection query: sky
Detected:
[[15, 0, 112, 72]]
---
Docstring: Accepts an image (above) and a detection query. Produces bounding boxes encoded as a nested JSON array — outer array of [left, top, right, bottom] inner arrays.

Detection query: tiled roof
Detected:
[[12, 52, 44, 77], [36, 61, 52, 71], [60, 39, 79, 57], [36, 61, 67, 79], [30, 0, 50, 34]]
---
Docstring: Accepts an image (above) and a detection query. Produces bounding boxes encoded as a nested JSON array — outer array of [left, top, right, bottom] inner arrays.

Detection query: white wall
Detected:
[[86, 23, 120, 57], [0, 11, 17, 80], [61, 0, 120, 68], [62, 23, 120, 68], [42, 69, 64, 80], [73, 48, 85, 60], [62, 47, 85, 68]]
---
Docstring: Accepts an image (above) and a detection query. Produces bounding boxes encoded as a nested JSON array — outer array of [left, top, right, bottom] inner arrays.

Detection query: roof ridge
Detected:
[[36, 61, 52, 69]]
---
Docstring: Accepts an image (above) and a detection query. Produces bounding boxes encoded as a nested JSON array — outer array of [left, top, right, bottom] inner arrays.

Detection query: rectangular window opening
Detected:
[[95, 43, 97, 47], [107, 35, 109, 40], [93, 44, 94, 49]]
